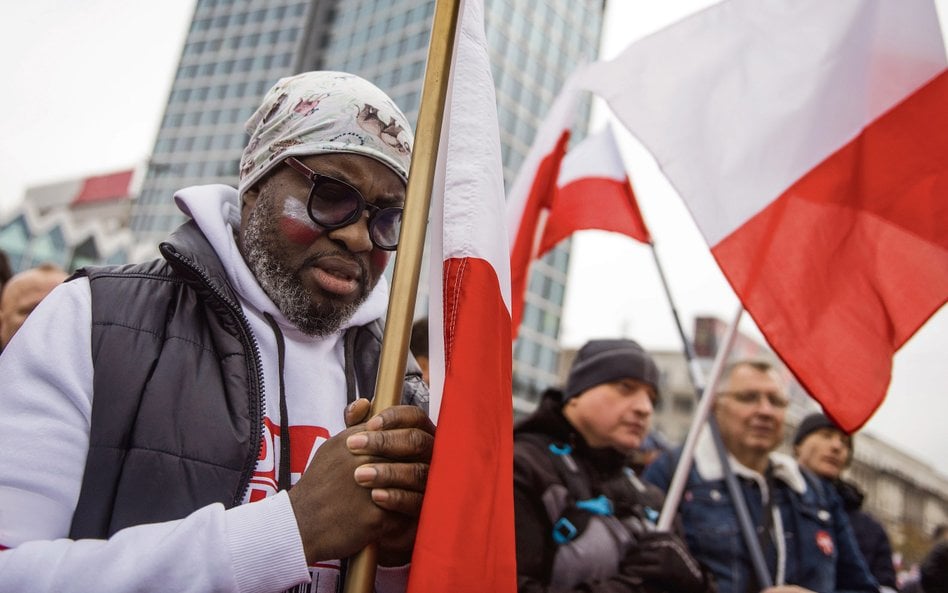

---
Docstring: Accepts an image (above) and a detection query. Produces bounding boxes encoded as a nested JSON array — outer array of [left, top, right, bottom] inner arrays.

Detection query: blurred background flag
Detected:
[[538, 123, 651, 256], [505, 74, 584, 337]]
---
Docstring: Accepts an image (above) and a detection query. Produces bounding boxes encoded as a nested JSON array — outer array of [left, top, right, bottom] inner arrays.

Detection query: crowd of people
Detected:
[[0, 70, 943, 593]]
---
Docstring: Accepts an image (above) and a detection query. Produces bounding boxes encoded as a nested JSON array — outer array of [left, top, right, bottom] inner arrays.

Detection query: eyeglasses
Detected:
[[284, 157, 403, 251], [718, 390, 789, 409]]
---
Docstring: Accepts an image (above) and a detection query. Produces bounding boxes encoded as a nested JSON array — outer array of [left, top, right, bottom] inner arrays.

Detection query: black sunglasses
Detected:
[[284, 157, 403, 251]]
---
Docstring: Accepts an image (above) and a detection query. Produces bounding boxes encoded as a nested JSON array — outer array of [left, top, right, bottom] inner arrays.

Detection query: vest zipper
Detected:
[[163, 247, 266, 507]]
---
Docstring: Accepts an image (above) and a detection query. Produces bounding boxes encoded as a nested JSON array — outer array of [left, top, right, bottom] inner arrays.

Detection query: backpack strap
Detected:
[[545, 442, 616, 544]]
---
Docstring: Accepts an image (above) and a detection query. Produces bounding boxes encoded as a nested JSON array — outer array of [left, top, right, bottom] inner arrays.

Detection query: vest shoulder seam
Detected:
[[88, 443, 245, 471], [91, 320, 225, 356], [89, 270, 184, 283]]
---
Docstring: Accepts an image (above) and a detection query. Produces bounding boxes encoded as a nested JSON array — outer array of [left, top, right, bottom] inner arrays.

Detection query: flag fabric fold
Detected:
[[579, 0, 948, 431], [505, 77, 581, 336], [406, 0, 516, 591], [506, 79, 653, 337], [538, 124, 652, 256]]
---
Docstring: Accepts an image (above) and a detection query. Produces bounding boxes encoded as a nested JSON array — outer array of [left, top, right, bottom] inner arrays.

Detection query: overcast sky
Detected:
[[0, 0, 945, 477]]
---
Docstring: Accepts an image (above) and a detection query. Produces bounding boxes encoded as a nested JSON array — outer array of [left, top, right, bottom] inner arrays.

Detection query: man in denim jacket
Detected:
[[644, 360, 878, 593]]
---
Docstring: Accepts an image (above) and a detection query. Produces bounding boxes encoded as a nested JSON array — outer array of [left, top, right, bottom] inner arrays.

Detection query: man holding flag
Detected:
[[0, 71, 433, 593], [645, 361, 877, 593]]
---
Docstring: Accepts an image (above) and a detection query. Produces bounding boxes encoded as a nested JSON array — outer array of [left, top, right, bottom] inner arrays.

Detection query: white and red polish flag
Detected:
[[406, 0, 516, 591], [507, 114, 652, 338], [580, 0, 948, 431], [538, 124, 652, 257], [505, 74, 585, 337]]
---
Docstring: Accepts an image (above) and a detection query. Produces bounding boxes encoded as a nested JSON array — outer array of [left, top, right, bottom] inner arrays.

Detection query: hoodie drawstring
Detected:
[[264, 313, 292, 492]]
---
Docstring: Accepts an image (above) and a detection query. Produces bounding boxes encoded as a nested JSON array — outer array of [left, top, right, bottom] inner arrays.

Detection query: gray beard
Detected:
[[240, 198, 368, 337]]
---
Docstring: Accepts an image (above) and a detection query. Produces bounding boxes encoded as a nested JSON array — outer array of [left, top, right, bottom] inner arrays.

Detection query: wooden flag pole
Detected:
[[342, 1, 461, 592]]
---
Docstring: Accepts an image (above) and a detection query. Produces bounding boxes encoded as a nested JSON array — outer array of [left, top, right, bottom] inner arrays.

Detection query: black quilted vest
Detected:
[[67, 220, 427, 539]]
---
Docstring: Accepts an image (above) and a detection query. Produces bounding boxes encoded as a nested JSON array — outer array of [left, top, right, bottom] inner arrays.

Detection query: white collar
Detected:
[[693, 427, 808, 494]]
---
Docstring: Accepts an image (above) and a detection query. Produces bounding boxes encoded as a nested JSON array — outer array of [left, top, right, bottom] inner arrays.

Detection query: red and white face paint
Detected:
[[279, 197, 322, 246]]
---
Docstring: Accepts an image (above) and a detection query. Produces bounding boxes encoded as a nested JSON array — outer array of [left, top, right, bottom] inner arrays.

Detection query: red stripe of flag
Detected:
[[713, 70, 948, 431], [539, 175, 651, 255], [509, 130, 570, 334], [408, 258, 515, 591]]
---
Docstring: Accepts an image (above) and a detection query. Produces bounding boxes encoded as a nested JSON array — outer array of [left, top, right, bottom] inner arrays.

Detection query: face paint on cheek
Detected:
[[370, 249, 389, 272], [279, 198, 322, 245]]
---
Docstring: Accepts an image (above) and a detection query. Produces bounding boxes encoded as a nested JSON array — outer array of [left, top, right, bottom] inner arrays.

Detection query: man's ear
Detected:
[[239, 186, 261, 235], [242, 186, 260, 213], [236, 187, 260, 252]]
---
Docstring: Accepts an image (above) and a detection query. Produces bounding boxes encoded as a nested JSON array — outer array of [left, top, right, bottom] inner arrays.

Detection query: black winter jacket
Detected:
[[68, 220, 427, 539], [514, 389, 711, 593], [836, 479, 897, 589]]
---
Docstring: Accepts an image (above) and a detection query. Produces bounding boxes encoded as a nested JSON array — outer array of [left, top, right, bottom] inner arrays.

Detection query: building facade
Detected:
[[130, 0, 313, 259], [0, 168, 140, 274], [131, 0, 607, 406]]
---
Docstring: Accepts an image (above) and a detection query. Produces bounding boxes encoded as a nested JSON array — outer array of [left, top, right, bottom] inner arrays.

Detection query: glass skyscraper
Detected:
[[132, 0, 607, 412]]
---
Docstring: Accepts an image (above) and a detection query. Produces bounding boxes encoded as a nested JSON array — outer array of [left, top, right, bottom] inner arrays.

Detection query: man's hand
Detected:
[[289, 401, 435, 566], [347, 404, 434, 513], [344, 398, 373, 427], [621, 532, 708, 593]]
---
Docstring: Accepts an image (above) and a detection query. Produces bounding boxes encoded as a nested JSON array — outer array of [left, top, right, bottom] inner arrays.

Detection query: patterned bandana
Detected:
[[238, 71, 413, 198]]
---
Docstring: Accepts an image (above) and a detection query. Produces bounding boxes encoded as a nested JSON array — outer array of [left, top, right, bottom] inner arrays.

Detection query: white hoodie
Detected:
[[0, 186, 407, 593]]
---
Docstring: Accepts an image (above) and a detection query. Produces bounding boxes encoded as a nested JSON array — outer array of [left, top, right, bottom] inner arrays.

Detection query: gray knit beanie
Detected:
[[564, 339, 660, 401], [794, 412, 854, 463], [793, 412, 838, 446]]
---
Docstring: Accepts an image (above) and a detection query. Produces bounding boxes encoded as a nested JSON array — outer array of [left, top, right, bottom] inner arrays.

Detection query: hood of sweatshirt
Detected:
[[171, 185, 389, 491]]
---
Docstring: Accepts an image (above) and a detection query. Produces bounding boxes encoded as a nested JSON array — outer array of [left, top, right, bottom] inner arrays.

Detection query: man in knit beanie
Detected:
[[514, 338, 714, 593], [795, 412, 898, 592], [556, 338, 663, 452]]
